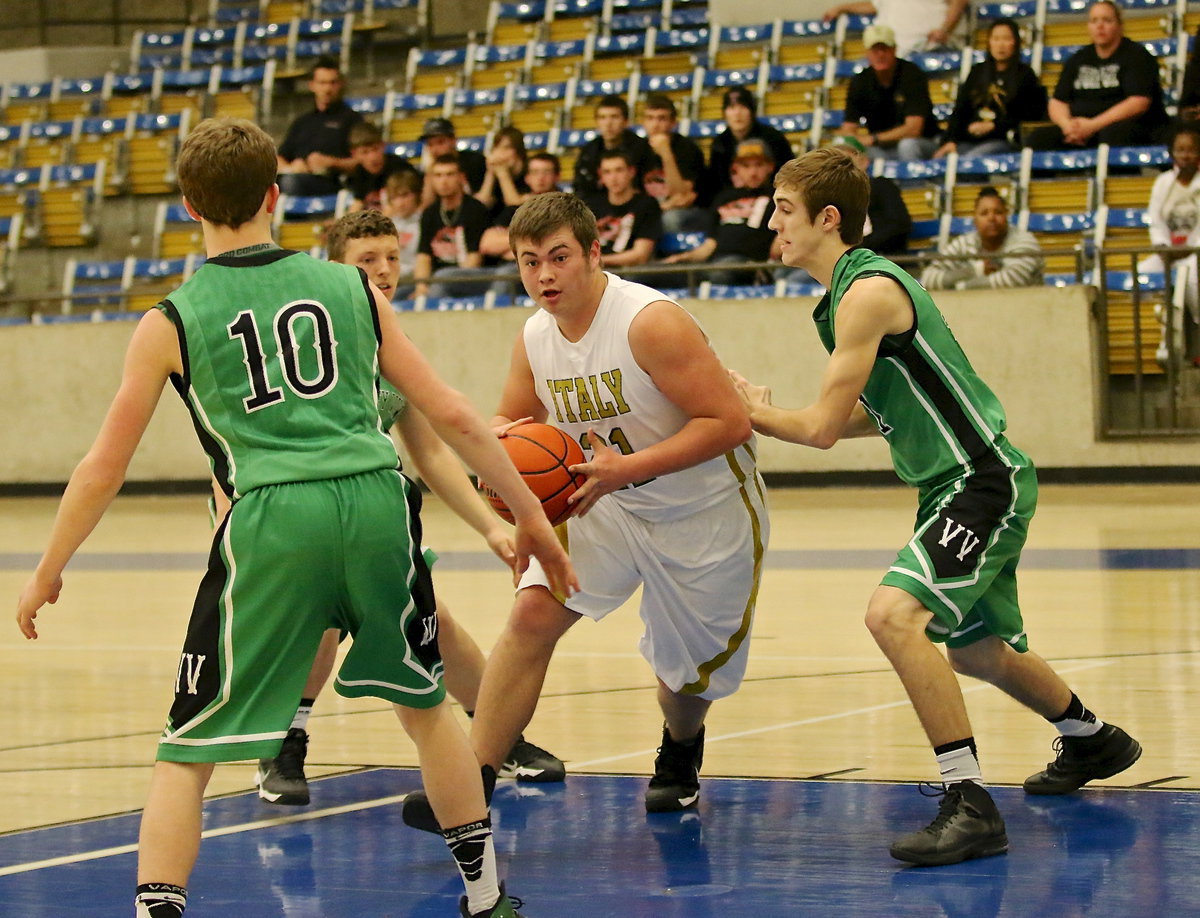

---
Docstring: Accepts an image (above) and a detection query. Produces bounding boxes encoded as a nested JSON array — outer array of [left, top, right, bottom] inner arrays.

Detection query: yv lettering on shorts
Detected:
[[938, 517, 981, 562], [419, 614, 437, 647], [175, 653, 207, 695]]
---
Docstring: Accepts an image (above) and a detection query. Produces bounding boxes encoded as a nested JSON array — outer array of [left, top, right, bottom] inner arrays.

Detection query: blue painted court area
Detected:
[[0, 770, 1194, 917]]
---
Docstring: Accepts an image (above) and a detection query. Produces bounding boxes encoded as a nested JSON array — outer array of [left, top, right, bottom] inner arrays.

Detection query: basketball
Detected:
[[482, 423, 586, 526]]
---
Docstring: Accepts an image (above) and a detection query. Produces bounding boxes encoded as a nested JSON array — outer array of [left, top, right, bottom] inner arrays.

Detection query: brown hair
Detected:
[[325, 210, 398, 262], [642, 92, 677, 119], [348, 121, 384, 148], [177, 117, 277, 229], [1089, 0, 1122, 23], [774, 147, 869, 245], [385, 169, 421, 196], [508, 190, 598, 256]]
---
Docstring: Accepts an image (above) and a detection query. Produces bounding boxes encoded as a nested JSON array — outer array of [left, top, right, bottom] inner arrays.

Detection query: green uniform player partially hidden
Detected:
[[16, 117, 577, 918], [732, 146, 1142, 869]]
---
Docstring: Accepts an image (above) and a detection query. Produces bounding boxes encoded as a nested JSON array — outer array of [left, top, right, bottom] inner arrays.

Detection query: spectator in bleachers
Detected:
[[345, 121, 419, 212], [640, 93, 709, 234], [1143, 122, 1200, 363], [705, 87, 794, 205], [841, 25, 939, 161], [276, 57, 363, 196], [571, 93, 654, 200], [418, 117, 487, 206], [413, 153, 492, 299], [662, 138, 781, 285], [480, 152, 563, 267], [831, 136, 912, 255], [1024, 0, 1168, 151], [1146, 122, 1200, 272], [381, 170, 423, 300], [823, 0, 969, 58], [475, 126, 530, 220], [920, 186, 1043, 290], [934, 19, 1047, 160], [586, 150, 663, 269]]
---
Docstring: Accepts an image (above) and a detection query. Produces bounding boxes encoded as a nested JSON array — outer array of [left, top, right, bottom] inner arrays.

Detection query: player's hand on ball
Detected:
[[568, 429, 628, 518], [494, 417, 534, 438], [16, 573, 62, 640]]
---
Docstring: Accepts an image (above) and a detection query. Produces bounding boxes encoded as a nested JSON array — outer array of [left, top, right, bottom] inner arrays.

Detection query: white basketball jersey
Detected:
[[522, 272, 758, 523]]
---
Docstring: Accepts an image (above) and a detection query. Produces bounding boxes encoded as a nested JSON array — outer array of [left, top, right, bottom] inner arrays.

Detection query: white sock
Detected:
[[290, 699, 314, 732], [936, 743, 983, 785]]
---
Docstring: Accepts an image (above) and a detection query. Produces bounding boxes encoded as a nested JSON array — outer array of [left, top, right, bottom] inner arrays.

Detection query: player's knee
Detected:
[[863, 594, 928, 644], [506, 587, 577, 649], [947, 639, 1004, 680]]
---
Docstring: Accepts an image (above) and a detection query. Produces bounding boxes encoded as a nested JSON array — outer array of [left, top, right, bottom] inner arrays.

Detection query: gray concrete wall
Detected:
[[2, 285, 1195, 486]]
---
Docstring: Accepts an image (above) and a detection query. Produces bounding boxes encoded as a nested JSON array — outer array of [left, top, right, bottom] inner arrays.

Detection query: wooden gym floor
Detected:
[[1, 483, 1197, 915]]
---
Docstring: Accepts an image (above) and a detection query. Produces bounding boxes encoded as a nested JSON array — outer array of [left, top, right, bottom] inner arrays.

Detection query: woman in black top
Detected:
[[1025, 0, 1168, 150], [935, 18, 1046, 158]]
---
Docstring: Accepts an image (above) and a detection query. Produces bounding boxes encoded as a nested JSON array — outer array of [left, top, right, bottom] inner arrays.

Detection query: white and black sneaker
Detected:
[[497, 736, 566, 783], [256, 727, 310, 806], [645, 725, 704, 813]]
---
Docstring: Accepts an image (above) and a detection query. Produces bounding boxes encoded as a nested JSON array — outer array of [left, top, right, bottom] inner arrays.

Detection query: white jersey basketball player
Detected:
[[403, 191, 769, 829]]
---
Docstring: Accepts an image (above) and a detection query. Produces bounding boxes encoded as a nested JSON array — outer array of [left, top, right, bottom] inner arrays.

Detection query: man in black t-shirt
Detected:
[[640, 93, 708, 234], [705, 86, 794, 205], [418, 117, 488, 207], [345, 122, 419, 212], [585, 150, 663, 268], [276, 57, 362, 196], [414, 154, 493, 299], [571, 94, 654, 200], [662, 138, 781, 285], [841, 24, 938, 161], [1025, 0, 1168, 150]]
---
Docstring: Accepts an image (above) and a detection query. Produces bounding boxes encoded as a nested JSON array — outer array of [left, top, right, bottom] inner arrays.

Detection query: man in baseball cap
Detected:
[[416, 116, 486, 204], [839, 20, 939, 161], [862, 23, 897, 49]]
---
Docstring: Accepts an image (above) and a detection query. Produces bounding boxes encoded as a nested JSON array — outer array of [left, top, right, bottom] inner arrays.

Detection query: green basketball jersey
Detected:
[[816, 248, 1013, 488], [160, 248, 398, 499]]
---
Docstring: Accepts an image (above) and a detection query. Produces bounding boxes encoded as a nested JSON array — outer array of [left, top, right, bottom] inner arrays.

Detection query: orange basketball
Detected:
[[481, 423, 586, 526]]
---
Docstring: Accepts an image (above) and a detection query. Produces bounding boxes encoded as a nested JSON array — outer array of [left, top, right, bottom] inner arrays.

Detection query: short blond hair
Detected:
[[326, 210, 398, 263], [177, 117, 277, 229], [774, 147, 869, 245]]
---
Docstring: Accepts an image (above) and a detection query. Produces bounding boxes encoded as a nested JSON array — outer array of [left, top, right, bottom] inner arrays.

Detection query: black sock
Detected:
[[1049, 692, 1103, 737], [135, 883, 187, 917]]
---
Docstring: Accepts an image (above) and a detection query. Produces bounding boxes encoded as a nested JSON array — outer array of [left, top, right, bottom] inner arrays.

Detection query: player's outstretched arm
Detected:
[[17, 310, 178, 639], [731, 276, 908, 448], [371, 287, 577, 596], [393, 407, 516, 570]]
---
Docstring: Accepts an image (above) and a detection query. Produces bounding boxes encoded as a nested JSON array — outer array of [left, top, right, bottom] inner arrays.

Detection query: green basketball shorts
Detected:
[[157, 468, 444, 764], [881, 448, 1038, 652]]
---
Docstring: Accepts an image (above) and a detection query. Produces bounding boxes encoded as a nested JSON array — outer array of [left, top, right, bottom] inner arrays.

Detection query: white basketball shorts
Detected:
[[518, 482, 769, 701]]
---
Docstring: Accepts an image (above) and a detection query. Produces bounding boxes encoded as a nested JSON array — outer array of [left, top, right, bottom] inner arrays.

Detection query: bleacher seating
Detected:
[[0, 0, 1185, 356], [273, 190, 353, 252], [0, 213, 20, 295]]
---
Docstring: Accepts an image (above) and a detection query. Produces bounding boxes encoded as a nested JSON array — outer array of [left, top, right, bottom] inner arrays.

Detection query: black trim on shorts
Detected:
[[165, 514, 230, 730], [401, 477, 442, 672], [917, 459, 1015, 580]]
